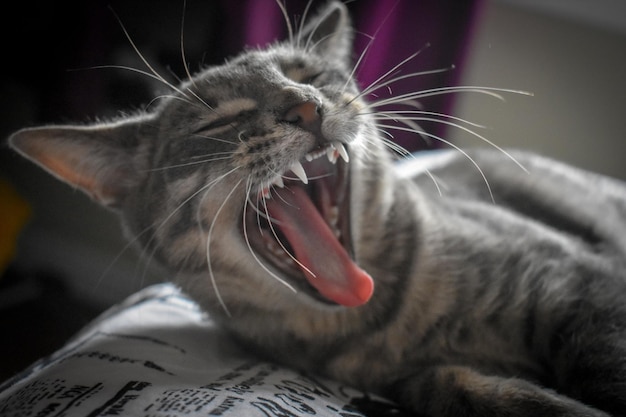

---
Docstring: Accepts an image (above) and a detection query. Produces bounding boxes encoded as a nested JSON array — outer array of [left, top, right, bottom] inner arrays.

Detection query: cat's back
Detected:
[[393, 148, 626, 325], [397, 148, 626, 258]]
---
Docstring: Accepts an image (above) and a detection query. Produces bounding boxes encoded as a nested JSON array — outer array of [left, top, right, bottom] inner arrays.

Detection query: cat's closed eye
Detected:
[[193, 114, 240, 134], [283, 64, 323, 85], [300, 72, 323, 85]]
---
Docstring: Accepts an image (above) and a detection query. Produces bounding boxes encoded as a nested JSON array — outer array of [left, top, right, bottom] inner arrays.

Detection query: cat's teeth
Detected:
[[328, 206, 339, 228], [327, 147, 338, 164], [272, 176, 284, 188], [260, 186, 271, 199], [291, 161, 308, 184], [334, 142, 349, 163], [305, 148, 326, 161]]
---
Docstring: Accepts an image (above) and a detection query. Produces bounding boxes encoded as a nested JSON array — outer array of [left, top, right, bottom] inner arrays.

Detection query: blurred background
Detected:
[[0, 0, 624, 380]]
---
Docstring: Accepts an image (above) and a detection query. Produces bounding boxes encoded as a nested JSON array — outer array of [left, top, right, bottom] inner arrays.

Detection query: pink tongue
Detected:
[[265, 186, 374, 307]]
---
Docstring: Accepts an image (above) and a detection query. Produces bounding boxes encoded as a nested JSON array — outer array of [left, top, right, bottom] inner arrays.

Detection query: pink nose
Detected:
[[282, 101, 321, 128]]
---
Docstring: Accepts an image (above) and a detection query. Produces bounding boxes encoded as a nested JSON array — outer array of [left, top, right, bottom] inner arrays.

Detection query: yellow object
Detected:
[[0, 177, 31, 277]]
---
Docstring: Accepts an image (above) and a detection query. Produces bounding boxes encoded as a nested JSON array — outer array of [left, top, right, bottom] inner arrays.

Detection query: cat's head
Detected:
[[10, 1, 393, 314]]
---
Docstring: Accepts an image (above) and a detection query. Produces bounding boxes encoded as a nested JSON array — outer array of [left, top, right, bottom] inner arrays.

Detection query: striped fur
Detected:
[[9, 2, 626, 416]]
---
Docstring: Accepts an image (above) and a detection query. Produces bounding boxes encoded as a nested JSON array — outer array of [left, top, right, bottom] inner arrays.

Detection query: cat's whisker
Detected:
[[237, 130, 248, 144], [365, 110, 488, 129], [145, 94, 198, 110], [252, 182, 319, 278], [109, 7, 189, 100], [94, 223, 156, 296], [349, 46, 432, 102], [189, 151, 237, 160], [179, 0, 196, 90], [137, 167, 241, 288], [275, 0, 294, 48], [371, 128, 444, 197], [375, 135, 445, 197], [360, 66, 455, 102], [376, 122, 495, 203], [371, 86, 533, 109], [82, 65, 197, 106], [206, 178, 245, 316], [295, 0, 315, 50], [97, 167, 240, 295], [253, 193, 266, 237], [184, 87, 217, 113], [342, 2, 405, 95], [373, 113, 429, 145], [260, 194, 316, 278], [341, 32, 376, 95], [145, 156, 233, 172], [180, 41, 225, 117], [373, 112, 528, 173], [192, 132, 239, 146], [241, 180, 298, 294]]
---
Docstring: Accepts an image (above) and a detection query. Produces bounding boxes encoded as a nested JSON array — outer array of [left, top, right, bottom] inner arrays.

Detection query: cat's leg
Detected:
[[389, 365, 609, 417]]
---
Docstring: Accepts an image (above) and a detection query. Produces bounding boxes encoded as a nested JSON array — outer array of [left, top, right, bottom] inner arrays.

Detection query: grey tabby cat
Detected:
[[9, 2, 626, 416]]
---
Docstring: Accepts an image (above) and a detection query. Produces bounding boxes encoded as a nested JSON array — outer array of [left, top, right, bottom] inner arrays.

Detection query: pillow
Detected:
[[0, 284, 404, 416]]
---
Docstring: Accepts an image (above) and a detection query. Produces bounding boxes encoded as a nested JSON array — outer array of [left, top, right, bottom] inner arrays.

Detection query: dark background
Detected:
[[0, 0, 478, 380]]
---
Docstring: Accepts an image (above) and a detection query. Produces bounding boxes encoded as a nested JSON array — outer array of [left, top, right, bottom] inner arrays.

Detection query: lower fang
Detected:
[[327, 148, 338, 164], [273, 176, 285, 188]]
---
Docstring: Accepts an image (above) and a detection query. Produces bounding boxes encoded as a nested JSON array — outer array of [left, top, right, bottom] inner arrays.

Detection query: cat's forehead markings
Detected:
[[211, 98, 257, 117]]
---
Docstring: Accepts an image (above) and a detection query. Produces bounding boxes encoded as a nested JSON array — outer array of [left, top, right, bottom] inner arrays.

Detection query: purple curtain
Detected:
[[220, 0, 484, 151]]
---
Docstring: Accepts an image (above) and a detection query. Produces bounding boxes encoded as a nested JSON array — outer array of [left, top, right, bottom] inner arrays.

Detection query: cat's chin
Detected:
[[241, 147, 359, 306]]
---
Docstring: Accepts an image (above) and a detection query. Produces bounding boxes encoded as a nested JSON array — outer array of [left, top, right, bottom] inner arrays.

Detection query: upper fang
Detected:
[[334, 142, 349, 163], [291, 161, 308, 184], [327, 147, 338, 164]]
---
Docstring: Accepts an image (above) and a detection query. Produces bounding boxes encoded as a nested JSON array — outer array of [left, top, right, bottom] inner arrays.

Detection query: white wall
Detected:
[[451, 0, 626, 180]]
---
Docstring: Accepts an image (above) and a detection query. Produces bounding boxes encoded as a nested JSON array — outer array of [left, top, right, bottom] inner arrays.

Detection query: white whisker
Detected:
[[351, 45, 432, 100], [370, 86, 533, 108], [191, 132, 239, 146], [189, 151, 237, 160], [242, 180, 298, 294], [180, 0, 198, 91], [275, 0, 294, 47], [145, 156, 234, 172], [377, 123, 495, 203], [373, 112, 527, 173], [365, 110, 487, 129], [79, 65, 198, 106], [362, 66, 453, 100], [296, 0, 315, 49], [341, 33, 375, 94], [261, 195, 316, 277], [109, 7, 189, 99], [139, 167, 240, 285], [206, 178, 244, 316], [342, 1, 403, 94], [145, 94, 197, 110]]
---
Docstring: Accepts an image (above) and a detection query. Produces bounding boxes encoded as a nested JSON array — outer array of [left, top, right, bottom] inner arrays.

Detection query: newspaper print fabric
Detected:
[[0, 284, 407, 417]]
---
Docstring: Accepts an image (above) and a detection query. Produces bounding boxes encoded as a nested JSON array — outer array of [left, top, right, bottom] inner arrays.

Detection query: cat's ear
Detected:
[[9, 118, 151, 209], [298, 1, 352, 65]]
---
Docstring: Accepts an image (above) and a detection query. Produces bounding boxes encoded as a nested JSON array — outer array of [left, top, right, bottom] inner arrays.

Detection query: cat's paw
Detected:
[[393, 366, 611, 417]]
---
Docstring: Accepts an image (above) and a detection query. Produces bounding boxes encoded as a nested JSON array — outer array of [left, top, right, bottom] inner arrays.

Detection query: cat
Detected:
[[8, 2, 626, 416]]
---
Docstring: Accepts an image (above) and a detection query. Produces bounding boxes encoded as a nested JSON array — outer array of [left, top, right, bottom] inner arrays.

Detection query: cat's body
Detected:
[[9, 2, 626, 416]]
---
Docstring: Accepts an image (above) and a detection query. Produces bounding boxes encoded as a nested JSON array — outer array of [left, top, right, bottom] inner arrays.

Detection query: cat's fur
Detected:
[[9, 2, 626, 416]]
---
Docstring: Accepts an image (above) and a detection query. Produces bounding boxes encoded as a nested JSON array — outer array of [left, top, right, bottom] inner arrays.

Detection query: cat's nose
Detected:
[[281, 101, 321, 130]]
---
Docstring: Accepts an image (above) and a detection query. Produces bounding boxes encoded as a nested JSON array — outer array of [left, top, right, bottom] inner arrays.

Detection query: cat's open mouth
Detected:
[[244, 142, 374, 307]]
